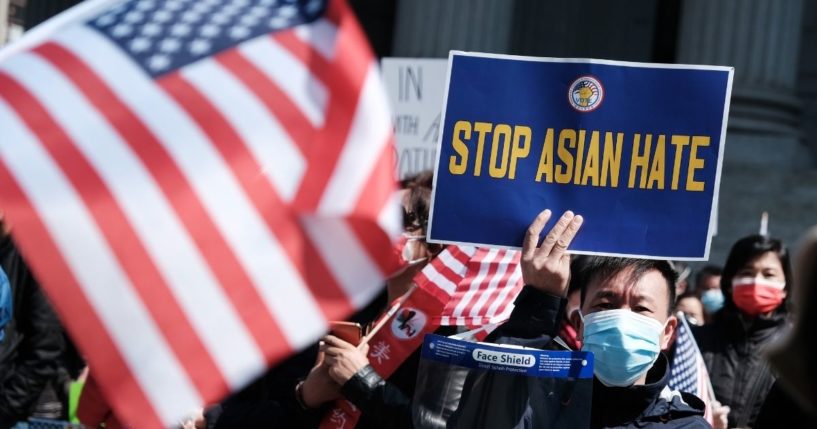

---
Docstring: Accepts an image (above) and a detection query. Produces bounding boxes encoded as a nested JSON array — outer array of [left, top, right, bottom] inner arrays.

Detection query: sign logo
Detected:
[[568, 76, 604, 112], [391, 307, 427, 340]]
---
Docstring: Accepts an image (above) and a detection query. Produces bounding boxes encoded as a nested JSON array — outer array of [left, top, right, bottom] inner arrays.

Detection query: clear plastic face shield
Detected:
[[412, 334, 594, 429]]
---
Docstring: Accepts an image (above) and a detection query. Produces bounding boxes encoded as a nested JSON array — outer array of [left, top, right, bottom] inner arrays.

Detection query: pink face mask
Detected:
[[731, 277, 786, 316]]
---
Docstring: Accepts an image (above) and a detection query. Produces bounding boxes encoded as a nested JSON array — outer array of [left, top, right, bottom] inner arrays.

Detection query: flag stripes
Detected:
[[0, 0, 397, 426], [415, 246, 524, 327]]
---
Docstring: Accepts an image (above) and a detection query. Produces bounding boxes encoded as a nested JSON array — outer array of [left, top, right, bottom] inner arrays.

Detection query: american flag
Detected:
[[414, 246, 524, 326], [669, 312, 714, 421], [0, 0, 399, 427]]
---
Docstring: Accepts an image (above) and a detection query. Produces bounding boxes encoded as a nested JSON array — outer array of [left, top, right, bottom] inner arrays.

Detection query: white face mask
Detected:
[[401, 233, 428, 265], [387, 233, 428, 278]]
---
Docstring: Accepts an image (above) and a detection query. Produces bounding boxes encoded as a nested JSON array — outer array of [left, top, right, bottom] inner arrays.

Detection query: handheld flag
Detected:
[[0, 0, 398, 426]]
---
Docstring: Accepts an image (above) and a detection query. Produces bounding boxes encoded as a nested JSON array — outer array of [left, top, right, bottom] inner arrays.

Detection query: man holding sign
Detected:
[[464, 209, 710, 428], [427, 53, 722, 427]]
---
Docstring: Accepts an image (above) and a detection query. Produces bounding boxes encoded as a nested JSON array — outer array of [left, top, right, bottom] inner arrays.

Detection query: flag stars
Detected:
[[134, 1, 157, 12], [239, 15, 261, 27], [170, 23, 192, 37], [181, 11, 203, 23], [191, 2, 213, 13], [248, 6, 271, 18], [229, 26, 251, 40], [141, 22, 163, 37], [305, 0, 322, 14], [189, 38, 212, 55], [129, 37, 152, 53], [199, 24, 221, 38], [268, 16, 288, 29], [111, 23, 134, 38], [259, 0, 277, 6], [147, 54, 171, 71], [163, 1, 185, 12], [277, 5, 299, 18], [123, 10, 145, 24], [159, 38, 182, 53], [209, 13, 231, 25], [151, 10, 174, 23], [94, 13, 117, 27]]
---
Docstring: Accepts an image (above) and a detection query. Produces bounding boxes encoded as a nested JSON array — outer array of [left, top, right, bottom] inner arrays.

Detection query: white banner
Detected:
[[381, 58, 448, 179]]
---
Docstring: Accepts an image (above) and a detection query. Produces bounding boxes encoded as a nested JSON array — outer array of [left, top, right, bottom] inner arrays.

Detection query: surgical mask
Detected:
[[581, 309, 666, 387], [731, 277, 785, 316], [700, 289, 725, 313], [388, 233, 428, 278]]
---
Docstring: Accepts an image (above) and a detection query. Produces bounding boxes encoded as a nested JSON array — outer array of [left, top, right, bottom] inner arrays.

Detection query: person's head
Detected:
[[696, 265, 722, 292], [389, 171, 442, 284], [675, 293, 705, 326], [575, 257, 679, 386], [696, 265, 724, 315], [721, 235, 792, 317]]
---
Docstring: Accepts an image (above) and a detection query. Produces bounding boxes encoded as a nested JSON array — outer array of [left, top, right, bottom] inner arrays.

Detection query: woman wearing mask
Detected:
[[694, 235, 792, 429], [295, 171, 453, 429]]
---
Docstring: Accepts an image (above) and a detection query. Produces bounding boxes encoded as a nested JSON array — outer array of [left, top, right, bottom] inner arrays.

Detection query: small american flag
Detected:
[[669, 312, 714, 421], [414, 246, 524, 326], [0, 0, 398, 427]]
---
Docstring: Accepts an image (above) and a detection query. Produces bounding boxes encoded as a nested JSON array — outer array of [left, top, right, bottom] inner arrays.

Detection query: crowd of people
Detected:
[[0, 172, 815, 429]]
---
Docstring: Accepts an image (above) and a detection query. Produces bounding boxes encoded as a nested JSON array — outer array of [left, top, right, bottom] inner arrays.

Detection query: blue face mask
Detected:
[[700, 289, 724, 313], [581, 309, 666, 387]]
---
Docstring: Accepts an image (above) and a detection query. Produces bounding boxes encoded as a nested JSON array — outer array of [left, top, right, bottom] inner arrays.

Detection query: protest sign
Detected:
[[428, 52, 733, 259], [382, 58, 448, 179]]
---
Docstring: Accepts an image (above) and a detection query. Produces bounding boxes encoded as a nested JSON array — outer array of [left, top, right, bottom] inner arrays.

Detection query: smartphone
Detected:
[[330, 321, 363, 346]]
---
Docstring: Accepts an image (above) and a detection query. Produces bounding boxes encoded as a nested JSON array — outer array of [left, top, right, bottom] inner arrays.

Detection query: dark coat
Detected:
[[483, 286, 710, 429], [0, 236, 66, 428], [693, 307, 788, 428]]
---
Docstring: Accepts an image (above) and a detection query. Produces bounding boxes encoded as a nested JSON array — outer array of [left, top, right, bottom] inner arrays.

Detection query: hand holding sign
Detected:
[[521, 209, 584, 297]]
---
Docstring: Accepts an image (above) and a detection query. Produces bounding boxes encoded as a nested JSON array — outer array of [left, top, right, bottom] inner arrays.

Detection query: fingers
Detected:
[[323, 335, 354, 349], [548, 215, 583, 259], [536, 211, 574, 257], [523, 209, 552, 260]]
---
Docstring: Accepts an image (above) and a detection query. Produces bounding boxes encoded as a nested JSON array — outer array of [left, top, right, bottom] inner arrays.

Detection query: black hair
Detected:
[[577, 257, 678, 316], [721, 234, 792, 315], [399, 170, 443, 255], [694, 265, 722, 291], [568, 255, 590, 296], [400, 171, 433, 233]]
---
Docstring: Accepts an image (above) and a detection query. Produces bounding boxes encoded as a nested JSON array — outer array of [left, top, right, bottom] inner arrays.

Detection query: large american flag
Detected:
[[0, 0, 399, 427], [414, 246, 524, 326]]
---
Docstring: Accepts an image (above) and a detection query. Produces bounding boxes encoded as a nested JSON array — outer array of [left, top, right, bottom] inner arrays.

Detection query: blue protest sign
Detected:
[[427, 52, 733, 259], [420, 334, 594, 379]]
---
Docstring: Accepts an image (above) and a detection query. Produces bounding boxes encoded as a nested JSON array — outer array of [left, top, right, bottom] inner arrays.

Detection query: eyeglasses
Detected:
[[403, 209, 425, 232]]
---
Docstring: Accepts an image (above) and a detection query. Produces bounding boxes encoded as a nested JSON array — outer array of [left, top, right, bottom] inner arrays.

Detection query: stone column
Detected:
[[677, 0, 805, 166], [391, 0, 516, 57], [676, 0, 816, 266]]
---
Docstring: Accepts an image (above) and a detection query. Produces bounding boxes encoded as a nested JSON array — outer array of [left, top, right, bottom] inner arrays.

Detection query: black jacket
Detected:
[[338, 325, 460, 429], [482, 286, 710, 429], [693, 308, 788, 428], [0, 236, 66, 428]]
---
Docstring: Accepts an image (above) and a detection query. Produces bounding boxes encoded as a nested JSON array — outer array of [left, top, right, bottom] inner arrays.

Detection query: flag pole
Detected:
[[759, 211, 769, 236]]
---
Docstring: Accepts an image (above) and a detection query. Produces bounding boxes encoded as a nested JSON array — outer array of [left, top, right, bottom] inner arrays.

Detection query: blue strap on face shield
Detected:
[[0, 267, 11, 343]]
